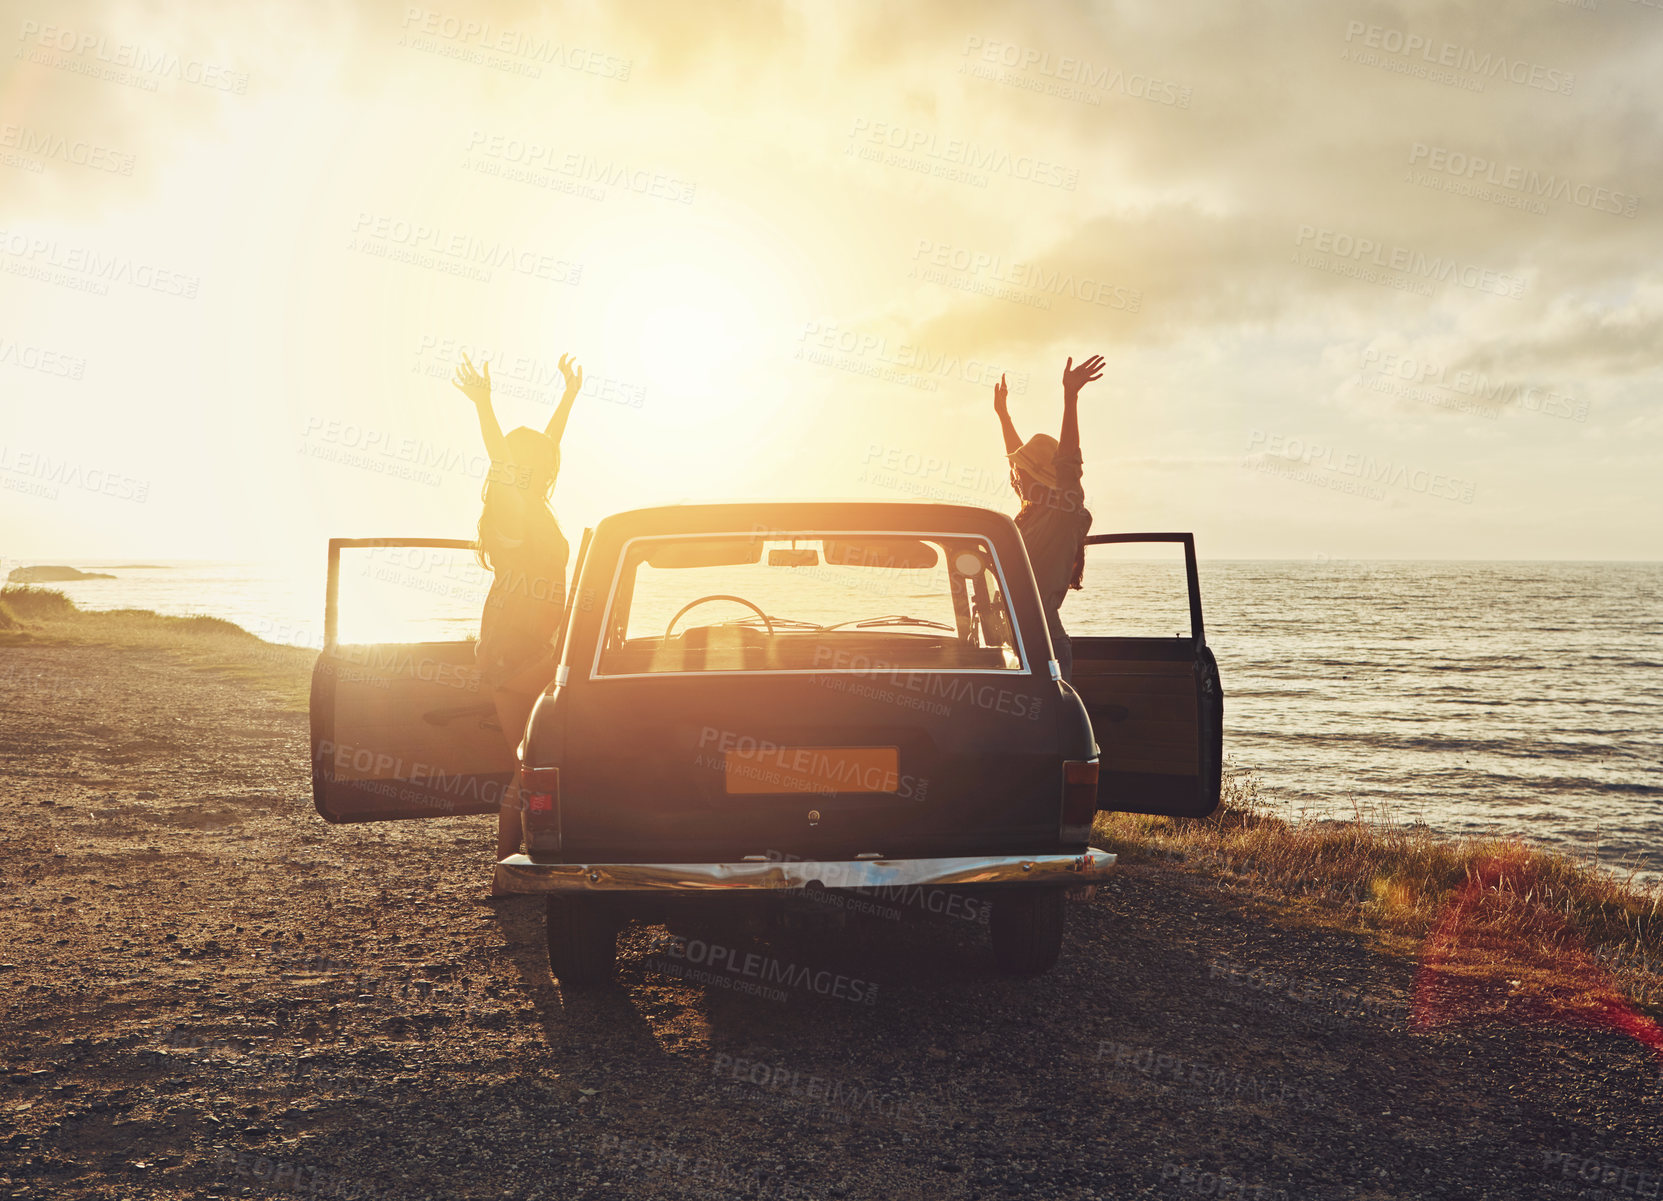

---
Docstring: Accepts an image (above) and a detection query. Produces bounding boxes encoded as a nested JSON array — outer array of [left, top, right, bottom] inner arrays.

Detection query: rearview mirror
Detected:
[[768, 548, 820, 567]]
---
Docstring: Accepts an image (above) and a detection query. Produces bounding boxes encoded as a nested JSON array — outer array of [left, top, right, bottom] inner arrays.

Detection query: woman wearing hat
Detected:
[[451, 351, 583, 892], [993, 354, 1103, 682]]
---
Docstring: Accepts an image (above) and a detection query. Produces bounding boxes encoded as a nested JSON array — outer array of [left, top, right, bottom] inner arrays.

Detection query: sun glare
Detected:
[[584, 211, 802, 425], [632, 271, 757, 400]]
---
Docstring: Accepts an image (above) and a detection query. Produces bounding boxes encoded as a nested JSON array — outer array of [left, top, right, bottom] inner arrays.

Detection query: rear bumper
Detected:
[[494, 848, 1115, 895]]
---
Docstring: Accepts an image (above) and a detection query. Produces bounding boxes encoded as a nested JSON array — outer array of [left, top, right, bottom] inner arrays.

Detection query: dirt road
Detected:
[[1, 641, 1658, 1200]]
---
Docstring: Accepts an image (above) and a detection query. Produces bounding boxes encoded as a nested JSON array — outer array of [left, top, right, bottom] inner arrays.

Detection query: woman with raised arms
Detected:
[[992, 354, 1103, 682], [451, 351, 583, 892]]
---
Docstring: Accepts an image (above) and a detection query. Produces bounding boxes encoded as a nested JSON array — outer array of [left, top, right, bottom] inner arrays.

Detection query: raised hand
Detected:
[[545, 353, 585, 446], [993, 371, 1023, 454], [1062, 354, 1104, 398], [558, 353, 583, 400], [452, 353, 492, 407]]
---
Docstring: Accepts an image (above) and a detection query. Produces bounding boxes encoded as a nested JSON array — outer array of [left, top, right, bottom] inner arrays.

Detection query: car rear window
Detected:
[[593, 531, 1025, 676]]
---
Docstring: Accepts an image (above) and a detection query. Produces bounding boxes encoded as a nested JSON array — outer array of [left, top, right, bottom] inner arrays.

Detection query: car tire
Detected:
[[545, 897, 618, 987], [989, 889, 1065, 976]]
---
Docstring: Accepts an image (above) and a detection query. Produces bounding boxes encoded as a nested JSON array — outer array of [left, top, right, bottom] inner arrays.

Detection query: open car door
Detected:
[[310, 537, 515, 822], [1069, 533, 1222, 818]]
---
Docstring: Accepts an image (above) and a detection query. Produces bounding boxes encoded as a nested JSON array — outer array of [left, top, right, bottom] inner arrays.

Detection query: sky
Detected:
[[1, 0, 1660, 570]]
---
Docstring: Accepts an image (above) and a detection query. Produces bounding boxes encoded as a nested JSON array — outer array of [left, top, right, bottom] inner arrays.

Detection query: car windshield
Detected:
[[594, 532, 1024, 675]]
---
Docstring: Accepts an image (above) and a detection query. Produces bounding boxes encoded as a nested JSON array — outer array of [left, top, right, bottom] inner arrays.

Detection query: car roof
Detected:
[[591, 499, 1018, 540]]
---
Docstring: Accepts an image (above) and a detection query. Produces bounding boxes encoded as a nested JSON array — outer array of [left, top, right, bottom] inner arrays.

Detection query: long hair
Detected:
[[475, 427, 559, 573], [1011, 466, 1093, 590]]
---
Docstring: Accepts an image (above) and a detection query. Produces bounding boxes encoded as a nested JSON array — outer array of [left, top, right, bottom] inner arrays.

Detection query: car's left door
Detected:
[[310, 537, 514, 822]]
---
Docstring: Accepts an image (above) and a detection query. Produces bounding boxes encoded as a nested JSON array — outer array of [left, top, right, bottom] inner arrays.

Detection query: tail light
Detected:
[[520, 764, 561, 853], [1060, 759, 1099, 843]]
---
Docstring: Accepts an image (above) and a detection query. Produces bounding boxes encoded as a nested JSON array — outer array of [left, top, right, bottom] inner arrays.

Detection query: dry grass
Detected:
[[1, 584, 79, 621], [0, 585, 314, 709], [1094, 767, 1663, 1017]]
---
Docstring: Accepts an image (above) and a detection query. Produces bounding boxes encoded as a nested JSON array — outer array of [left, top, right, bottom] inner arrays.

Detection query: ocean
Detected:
[[11, 555, 1659, 877]]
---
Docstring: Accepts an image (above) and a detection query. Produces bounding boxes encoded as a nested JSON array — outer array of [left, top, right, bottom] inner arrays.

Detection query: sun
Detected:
[[631, 266, 759, 401], [583, 209, 804, 425], [524, 205, 822, 513]]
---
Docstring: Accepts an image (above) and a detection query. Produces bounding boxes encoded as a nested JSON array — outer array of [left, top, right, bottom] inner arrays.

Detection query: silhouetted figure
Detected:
[[452, 351, 583, 889], [994, 354, 1102, 682]]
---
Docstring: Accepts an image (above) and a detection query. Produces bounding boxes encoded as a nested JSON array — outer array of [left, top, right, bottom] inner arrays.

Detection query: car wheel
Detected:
[[545, 897, 618, 987], [989, 889, 1065, 977]]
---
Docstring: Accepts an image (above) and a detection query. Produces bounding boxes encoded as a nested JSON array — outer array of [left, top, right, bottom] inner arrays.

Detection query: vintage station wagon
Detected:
[[309, 502, 1222, 984]]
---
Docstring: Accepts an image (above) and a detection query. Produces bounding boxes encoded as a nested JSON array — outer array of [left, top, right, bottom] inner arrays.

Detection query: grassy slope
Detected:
[[0, 584, 315, 711], [1095, 773, 1663, 1020], [7, 584, 1662, 1020]]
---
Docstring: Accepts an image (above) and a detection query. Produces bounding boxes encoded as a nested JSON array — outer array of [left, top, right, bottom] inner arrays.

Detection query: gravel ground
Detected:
[[1, 641, 1659, 1200]]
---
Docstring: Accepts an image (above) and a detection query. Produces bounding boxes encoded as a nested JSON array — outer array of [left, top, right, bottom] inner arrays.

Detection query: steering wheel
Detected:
[[665, 594, 776, 639]]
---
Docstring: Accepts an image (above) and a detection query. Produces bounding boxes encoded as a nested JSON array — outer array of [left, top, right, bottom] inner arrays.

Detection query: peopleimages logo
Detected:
[[796, 322, 1028, 393], [464, 130, 695, 203], [348, 212, 583, 285], [1408, 143, 1638, 218], [958, 36, 1193, 108], [859, 442, 1012, 504], [300, 414, 492, 486], [312, 738, 508, 814], [1360, 348, 1587, 422], [846, 118, 1079, 191], [710, 1052, 951, 1127], [412, 336, 646, 410], [0, 124, 135, 174], [1294, 224, 1525, 299], [0, 445, 150, 503], [762, 851, 992, 924], [1245, 429, 1476, 504], [15, 21, 251, 93], [397, 7, 632, 80], [1340, 21, 1575, 95], [695, 726, 928, 798], [809, 646, 1044, 721], [0, 338, 86, 380], [647, 932, 881, 1005], [0, 229, 201, 299], [912, 239, 1141, 311], [1096, 1039, 1329, 1111]]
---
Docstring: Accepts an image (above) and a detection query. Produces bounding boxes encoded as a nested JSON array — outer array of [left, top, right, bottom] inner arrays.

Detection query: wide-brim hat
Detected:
[[1008, 433, 1060, 489]]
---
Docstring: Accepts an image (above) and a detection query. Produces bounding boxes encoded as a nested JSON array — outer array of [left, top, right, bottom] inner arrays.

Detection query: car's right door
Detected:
[[1067, 533, 1222, 818]]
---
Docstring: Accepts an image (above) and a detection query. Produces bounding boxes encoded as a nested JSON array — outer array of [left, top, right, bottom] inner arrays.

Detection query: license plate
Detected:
[[724, 745, 900, 795]]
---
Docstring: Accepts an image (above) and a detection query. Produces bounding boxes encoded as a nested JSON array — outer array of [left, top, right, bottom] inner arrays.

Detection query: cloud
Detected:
[[1449, 285, 1663, 380], [905, 205, 1308, 351]]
